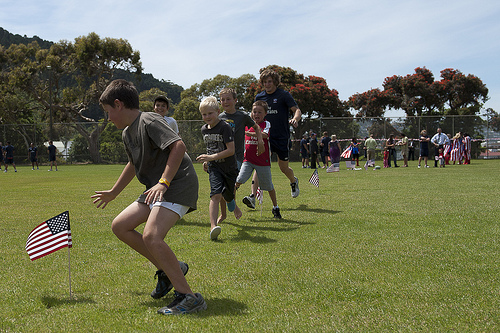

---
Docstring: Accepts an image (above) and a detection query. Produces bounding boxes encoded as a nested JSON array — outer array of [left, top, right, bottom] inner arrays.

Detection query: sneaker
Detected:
[[418, 165, 421, 168], [151, 261, 189, 299], [242, 195, 255, 209], [290, 177, 300, 198], [210, 226, 221, 240], [272, 207, 282, 219], [157, 292, 207, 315], [425, 165, 430, 168]]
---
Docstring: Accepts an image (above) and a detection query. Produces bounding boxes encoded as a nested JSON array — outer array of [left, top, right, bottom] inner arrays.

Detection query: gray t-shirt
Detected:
[[219, 110, 256, 164], [122, 112, 198, 212]]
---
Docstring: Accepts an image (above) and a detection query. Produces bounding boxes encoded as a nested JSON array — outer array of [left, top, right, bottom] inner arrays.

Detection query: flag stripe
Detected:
[[25, 211, 71, 261]]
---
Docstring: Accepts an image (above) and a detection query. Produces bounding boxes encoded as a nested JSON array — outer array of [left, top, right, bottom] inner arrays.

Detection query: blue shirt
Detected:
[[431, 132, 450, 145], [255, 88, 297, 143]]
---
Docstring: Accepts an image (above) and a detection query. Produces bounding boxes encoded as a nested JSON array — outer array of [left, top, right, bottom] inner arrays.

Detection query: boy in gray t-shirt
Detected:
[[92, 79, 206, 315]]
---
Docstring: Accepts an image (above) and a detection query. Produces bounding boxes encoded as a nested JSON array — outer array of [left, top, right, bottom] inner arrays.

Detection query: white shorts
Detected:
[[149, 201, 190, 219]]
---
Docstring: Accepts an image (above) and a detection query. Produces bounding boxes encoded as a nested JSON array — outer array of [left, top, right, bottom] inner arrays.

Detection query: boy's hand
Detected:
[[196, 154, 213, 163], [144, 183, 167, 205], [91, 190, 117, 209], [203, 161, 208, 173], [257, 141, 265, 156]]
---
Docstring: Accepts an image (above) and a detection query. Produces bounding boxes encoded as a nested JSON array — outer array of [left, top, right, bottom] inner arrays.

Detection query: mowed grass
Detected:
[[1, 160, 499, 332]]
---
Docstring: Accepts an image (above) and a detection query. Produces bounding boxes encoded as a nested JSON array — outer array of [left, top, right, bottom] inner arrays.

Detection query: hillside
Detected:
[[0, 27, 183, 103]]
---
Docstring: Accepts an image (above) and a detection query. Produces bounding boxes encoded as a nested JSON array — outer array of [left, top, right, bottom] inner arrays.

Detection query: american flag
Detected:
[[26, 211, 72, 261], [309, 169, 319, 188], [340, 147, 352, 159], [256, 187, 263, 205], [326, 163, 340, 173]]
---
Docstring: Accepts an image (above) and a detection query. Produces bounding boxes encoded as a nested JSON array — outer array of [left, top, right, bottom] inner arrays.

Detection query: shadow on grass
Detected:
[[287, 204, 341, 215], [41, 295, 95, 308], [142, 297, 247, 316]]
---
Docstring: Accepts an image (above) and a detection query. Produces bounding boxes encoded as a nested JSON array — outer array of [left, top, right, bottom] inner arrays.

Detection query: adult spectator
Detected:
[[418, 130, 430, 168], [385, 134, 399, 167], [364, 134, 377, 163], [319, 131, 331, 168], [431, 128, 450, 168]]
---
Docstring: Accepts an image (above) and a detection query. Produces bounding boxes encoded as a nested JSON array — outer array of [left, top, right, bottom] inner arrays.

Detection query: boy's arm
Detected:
[[289, 106, 302, 128], [196, 141, 235, 163], [143, 139, 186, 205], [252, 124, 265, 155], [92, 161, 136, 209]]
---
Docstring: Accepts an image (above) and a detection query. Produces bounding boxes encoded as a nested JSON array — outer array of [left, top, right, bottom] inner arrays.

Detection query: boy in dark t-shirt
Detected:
[[196, 96, 240, 240], [92, 79, 206, 315]]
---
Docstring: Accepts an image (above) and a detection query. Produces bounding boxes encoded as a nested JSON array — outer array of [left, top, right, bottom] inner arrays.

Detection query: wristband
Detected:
[[159, 178, 170, 188]]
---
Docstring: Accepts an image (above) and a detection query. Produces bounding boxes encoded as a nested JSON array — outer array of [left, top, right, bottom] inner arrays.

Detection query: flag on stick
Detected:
[[326, 163, 340, 173], [26, 211, 72, 261], [309, 169, 319, 188], [340, 147, 352, 159], [256, 187, 263, 205]]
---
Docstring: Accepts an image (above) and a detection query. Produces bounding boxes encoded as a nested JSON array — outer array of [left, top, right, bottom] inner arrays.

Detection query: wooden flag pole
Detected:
[[67, 246, 72, 299]]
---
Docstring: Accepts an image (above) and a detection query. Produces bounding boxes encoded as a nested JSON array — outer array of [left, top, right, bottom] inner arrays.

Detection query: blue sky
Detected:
[[1, 0, 499, 116]]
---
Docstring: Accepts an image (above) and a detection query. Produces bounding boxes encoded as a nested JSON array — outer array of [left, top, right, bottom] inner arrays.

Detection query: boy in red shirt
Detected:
[[236, 100, 281, 218]]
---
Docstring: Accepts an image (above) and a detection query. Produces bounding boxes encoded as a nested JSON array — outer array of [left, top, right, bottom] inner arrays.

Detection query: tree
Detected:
[[0, 33, 142, 163], [439, 68, 489, 115]]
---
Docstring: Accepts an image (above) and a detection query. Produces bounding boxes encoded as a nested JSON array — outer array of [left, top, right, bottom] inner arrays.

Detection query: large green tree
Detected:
[[0, 32, 142, 163]]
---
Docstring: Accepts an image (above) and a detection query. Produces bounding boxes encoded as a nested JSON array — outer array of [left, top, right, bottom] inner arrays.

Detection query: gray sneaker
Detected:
[[242, 195, 256, 209], [151, 261, 189, 299], [157, 292, 207, 315], [291, 177, 300, 198]]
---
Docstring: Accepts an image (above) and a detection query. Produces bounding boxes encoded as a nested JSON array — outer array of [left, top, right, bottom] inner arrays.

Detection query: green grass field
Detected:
[[1, 160, 499, 332]]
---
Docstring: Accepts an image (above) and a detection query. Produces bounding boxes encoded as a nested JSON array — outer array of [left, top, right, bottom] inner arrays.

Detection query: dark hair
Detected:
[[259, 68, 281, 86], [99, 79, 139, 109], [154, 95, 170, 109]]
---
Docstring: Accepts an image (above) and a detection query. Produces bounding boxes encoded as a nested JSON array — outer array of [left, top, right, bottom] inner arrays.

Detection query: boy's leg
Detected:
[[218, 200, 227, 225], [111, 202, 162, 268], [278, 157, 299, 198], [143, 206, 193, 296], [209, 194, 222, 230], [269, 189, 278, 207]]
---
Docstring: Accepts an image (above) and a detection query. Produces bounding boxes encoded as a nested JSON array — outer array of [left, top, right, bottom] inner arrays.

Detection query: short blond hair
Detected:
[[252, 100, 268, 112], [199, 96, 220, 112]]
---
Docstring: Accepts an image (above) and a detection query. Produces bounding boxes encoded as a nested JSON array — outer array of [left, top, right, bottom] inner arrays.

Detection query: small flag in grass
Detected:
[[309, 169, 319, 188], [26, 211, 72, 261]]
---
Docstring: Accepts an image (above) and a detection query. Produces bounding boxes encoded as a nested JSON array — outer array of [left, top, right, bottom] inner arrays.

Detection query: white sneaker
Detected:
[[291, 177, 300, 198], [242, 195, 256, 209], [210, 226, 221, 240]]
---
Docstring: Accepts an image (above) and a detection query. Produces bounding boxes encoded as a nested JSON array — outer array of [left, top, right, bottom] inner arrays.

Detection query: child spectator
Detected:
[[29, 143, 39, 170], [92, 79, 206, 315], [236, 100, 281, 218], [4, 142, 17, 172], [47, 140, 58, 171], [383, 147, 390, 168], [153, 95, 179, 134], [196, 96, 239, 240]]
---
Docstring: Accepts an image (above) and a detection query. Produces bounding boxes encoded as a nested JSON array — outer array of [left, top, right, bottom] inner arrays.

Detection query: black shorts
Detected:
[[208, 165, 237, 203], [49, 155, 56, 162], [270, 139, 290, 161], [30, 157, 37, 162]]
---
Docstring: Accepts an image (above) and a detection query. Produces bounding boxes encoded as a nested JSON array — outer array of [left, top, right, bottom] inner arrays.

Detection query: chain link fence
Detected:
[[1, 115, 498, 165]]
